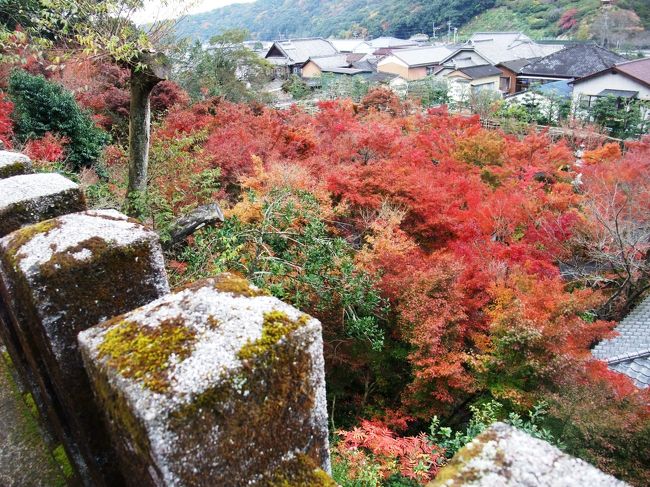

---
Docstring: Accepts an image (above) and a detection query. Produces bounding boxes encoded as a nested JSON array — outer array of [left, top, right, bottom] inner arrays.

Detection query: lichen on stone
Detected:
[[97, 317, 197, 393], [179, 272, 269, 297], [3, 219, 62, 266], [238, 310, 309, 361], [268, 454, 337, 486]]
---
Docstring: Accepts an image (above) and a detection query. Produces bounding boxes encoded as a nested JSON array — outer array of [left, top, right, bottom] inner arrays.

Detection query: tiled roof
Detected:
[[520, 44, 627, 78], [499, 58, 539, 73], [267, 38, 338, 64], [597, 89, 639, 98], [367, 36, 418, 49], [593, 295, 650, 388], [613, 57, 650, 86], [468, 32, 563, 64], [328, 39, 367, 53], [310, 54, 350, 69], [391, 46, 457, 67], [457, 64, 503, 79]]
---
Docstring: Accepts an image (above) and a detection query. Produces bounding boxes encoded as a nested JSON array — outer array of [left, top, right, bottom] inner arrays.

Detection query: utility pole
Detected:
[[432, 22, 441, 39], [453, 27, 458, 44], [447, 21, 452, 44]]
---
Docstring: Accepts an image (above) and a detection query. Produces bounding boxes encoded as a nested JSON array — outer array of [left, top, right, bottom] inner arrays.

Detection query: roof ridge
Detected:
[[606, 348, 650, 365], [616, 57, 650, 67]]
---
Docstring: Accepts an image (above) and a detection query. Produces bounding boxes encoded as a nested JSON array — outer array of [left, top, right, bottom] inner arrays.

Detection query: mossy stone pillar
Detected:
[[79, 273, 332, 486], [0, 173, 86, 238], [0, 169, 87, 481], [0, 150, 32, 179], [0, 210, 170, 486]]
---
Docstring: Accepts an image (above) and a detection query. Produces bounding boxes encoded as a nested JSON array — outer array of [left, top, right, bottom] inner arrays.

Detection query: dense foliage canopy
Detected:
[[1, 52, 649, 484]]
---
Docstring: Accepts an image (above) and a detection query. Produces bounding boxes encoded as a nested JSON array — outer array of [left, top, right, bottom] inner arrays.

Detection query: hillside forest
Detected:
[[1, 5, 650, 487], [174, 0, 649, 45]]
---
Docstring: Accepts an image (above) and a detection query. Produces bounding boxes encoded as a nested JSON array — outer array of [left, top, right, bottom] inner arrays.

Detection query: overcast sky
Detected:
[[133, 0, 256, 23]]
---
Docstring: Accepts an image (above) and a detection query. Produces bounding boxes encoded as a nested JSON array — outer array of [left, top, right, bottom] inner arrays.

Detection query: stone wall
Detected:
[[0, 151, 331, 486]]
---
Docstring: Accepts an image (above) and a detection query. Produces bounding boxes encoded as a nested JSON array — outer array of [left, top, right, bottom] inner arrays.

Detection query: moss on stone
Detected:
[[165, 309, 325, 484], [428, 430, 498, 486], [268, 454, 337, 486], [98, 317, 196, 393], [178, 273, 269, 297], [39, 237, 109, 279], [4, 219, 62, 266], [238, 311, 309, 361], [0, 188, 85, 238], [52, 444, 74, 479], [0, 161, 25, 179]]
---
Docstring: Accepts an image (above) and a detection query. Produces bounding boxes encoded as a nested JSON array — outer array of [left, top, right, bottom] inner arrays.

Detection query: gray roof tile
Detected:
[[520, 44, 627, 78], [593, 295, 650, 388]]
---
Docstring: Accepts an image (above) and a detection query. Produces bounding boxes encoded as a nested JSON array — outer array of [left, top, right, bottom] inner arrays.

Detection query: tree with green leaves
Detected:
[[8, 69, 110, 169], [0, 0, 187, 213], [590, 95, 648, 139], [175, 29, 272, 103]]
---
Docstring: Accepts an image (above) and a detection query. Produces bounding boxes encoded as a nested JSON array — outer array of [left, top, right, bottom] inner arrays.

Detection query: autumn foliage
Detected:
[[2, 69, 648, 484], [0, 92, 13, 149]]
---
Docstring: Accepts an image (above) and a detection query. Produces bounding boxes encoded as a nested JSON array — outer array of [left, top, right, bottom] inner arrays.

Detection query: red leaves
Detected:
[[335, 419, 442, 482], [0, 92, 13, 148], [558, 8, 579, 31], [24, 132, 68, 163]]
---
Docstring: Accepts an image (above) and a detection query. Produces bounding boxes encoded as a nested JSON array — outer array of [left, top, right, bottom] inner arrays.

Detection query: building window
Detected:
[[472, 82, 496, 94], [499, 77, 510, 91]]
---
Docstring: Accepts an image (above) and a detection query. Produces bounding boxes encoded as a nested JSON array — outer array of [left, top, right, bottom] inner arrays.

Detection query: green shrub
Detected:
[[8, 70, 110, 170], [282, 75, 311, 100], [429, 400, 562, 458]]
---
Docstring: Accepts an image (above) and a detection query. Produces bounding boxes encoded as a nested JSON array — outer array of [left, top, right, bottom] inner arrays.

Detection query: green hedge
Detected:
[[8, 70, 109, 169]]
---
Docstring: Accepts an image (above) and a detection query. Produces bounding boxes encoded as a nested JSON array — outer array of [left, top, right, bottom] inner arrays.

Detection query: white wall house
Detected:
[[570, 58, 650, 119]]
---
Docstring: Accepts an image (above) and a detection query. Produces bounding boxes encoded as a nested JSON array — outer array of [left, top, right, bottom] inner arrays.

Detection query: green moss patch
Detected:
[[165, 309, 324, 484], [0, 161, 26, 179], [269, 454, 337, 487], [98, 317, 197, 393], [179, 273, 269, 297], [39, 236, 109, 279], [52, 445, 74, 480], [428, 430, 498, 486], [238, 311, 308, 361], [4, 219, 61, 266]]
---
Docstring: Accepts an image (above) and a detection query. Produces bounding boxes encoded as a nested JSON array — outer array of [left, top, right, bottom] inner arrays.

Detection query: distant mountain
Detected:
[[174, 0, 497, 41], [174, 0, 649, 45]]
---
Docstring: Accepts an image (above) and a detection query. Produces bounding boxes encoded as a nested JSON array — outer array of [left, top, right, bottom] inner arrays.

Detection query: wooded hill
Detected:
[[174, 0, 649, 43]]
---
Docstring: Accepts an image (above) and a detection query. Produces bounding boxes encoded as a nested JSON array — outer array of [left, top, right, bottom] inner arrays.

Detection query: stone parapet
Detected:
[[79, 274, 331, 486], [428, 422, 628, 487], [0, 209, 169, 485], [0, 151, 32, 178], [0, 173, 86, 237]]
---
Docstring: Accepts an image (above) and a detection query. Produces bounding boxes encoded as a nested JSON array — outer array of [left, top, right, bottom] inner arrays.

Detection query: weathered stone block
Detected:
[[0, 151, 32, 179], [429, 422, 628, 487], [79, 273, 331, 486], [0, 173, 86, 237], [0, 210, 170, 486]]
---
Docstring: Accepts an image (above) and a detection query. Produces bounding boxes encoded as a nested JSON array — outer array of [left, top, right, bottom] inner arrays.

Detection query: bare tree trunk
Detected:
[[125, 52, 170, 216], [127, 72, 155, 196]]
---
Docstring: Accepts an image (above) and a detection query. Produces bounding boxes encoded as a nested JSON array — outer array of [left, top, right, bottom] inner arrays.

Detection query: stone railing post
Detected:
[[0, 208, 170, 485], [0, 150, 32, 178], [0, 159, 87, 483], [79, 273, 332, 486]]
